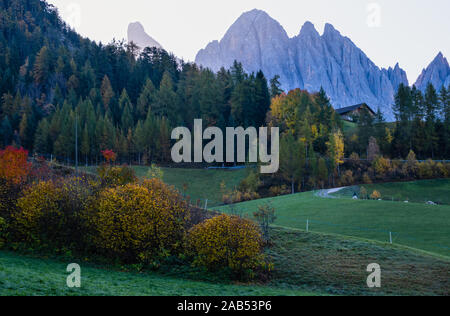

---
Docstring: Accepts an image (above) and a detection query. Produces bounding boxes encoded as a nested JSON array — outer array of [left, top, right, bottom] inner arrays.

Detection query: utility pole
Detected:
[[75, 113, 78, 176]]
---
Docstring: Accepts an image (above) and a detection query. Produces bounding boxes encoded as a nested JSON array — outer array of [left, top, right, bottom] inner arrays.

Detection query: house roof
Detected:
[[335, 103, 375, 115]]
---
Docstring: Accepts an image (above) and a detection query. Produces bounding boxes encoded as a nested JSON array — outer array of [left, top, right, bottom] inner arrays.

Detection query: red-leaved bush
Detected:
[[0, 146, 32, 184], [101, 149, 117, 163]]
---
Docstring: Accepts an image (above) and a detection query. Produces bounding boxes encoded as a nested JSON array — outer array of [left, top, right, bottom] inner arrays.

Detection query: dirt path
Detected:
[[314, 187, 346, 198]]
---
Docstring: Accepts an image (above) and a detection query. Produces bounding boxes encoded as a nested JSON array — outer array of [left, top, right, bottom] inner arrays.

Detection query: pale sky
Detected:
[[47, 0, 450, 83]]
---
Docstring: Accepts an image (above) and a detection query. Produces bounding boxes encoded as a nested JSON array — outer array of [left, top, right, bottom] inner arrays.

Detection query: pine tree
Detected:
[[0, 116, 13, 147], [157, 117, 171, 162], [134, 121, 146, 165], [424, 83, 439, 158], [100, 75, 114, 111], [440, 86, 450, 157], [357, 107, 375, 156], [253, 70, 271, 127], [34, 118, 50, 154], [121, 101, 134, 132], [137, 78, 156, 120], [33, 46, 52, 86], [392, 84, 413, 157], [81, 124, 90, 165], [327, 129, 345, 184], [269, 75, 283, 98], [153, 71, 179, 123], [279, 134, 305, 194]]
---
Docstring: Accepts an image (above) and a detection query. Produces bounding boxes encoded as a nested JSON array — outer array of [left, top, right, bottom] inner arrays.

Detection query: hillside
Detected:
[[2, 226, 449, 296], [333, 179, 450, 205], [0, 250, 313, 296], [217, 189, 450, 256]]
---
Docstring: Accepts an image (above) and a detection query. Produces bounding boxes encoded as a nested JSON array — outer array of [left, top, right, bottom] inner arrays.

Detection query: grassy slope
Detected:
[[1, 228, 448, 296], [268, 228, 449, 296], [0, 251, 313, 296], [81, 166, 249, 207], [333, 179, 450, 205], [217, 191, 450, 256]]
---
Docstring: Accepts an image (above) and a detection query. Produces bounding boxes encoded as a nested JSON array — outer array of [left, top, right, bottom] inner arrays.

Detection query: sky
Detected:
[[47, 0, 450, 83]]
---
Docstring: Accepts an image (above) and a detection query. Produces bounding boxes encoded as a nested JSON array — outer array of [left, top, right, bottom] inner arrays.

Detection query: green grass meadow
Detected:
[[0, 251, 314, 296], [333, 179, 450, 205], [217, 189, 450, 257], [1, 227, 449, 296], [81, 165, 249, 207]]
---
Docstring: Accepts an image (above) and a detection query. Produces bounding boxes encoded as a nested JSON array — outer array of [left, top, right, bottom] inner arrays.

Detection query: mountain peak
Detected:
[[237, 9, 271, 23], [323, 23, 340, 36], [299, 21, 319, 37], [127, 21, 162, 50], [414, 52, 450, 91], [432, 51, 448, 65]]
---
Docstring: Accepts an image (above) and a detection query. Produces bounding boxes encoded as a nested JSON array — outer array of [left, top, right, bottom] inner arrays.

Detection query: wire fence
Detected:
[[299, 218, 450, 256]]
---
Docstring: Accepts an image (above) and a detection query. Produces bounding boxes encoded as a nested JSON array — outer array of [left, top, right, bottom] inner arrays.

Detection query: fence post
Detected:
[[306, 219, 309, 232], [204, 199, 208, 210], [389, 232, 393, 244]]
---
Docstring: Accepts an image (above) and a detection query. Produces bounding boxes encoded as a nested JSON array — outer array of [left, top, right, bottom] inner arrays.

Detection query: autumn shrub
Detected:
[[13, 177, 95, 250], [362, 172, 372, 184], [253, 203, 277, 242], [188, 214, 265, 277], [89, 179, 190, 264], [269, 185, 290, 197], [360, 186, 368, 199], [370, 190, 382, 200], [146, 163, 164, 180], [97, 164, 137, 187], [418, 160, 436, 179], [373, 156, 392, 180], [239, 171, 261, 193], [437, 163, 450, 178], [402, 150, 419, 178], [0, 178, 22, 222], [340, 170, 354, 186], [0, 146, 32, 184], [222, 189, 260, 204], [0, 216, 6, 248]]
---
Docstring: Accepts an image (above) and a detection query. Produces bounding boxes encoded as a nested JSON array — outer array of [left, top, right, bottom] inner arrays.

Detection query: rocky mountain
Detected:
[[127, 22, 162, 50], [414, 52, 450, 92], [195, 9, 409, 120]]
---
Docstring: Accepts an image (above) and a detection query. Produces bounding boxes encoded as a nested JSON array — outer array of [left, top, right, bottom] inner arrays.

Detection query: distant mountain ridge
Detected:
[[414, 52, 450, 92], [128, 22, 162, 50], [195, 9, 411, 120]]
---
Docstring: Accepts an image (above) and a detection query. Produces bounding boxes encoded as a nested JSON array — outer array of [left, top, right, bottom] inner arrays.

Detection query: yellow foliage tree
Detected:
[[90, 179, 190, 263], [14, 178, 94, 248], [188, 214, 265, 275]]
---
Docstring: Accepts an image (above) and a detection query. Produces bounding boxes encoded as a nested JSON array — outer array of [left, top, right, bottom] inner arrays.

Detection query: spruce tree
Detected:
[[424, 83, 438, 158], [0, 116, 13, 147], [137, 78, 156, 120], [34, 118, 50, 154], [253, 70, 271, 127], [269, 75, 283, 98], [153, 71, 179, 123]]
